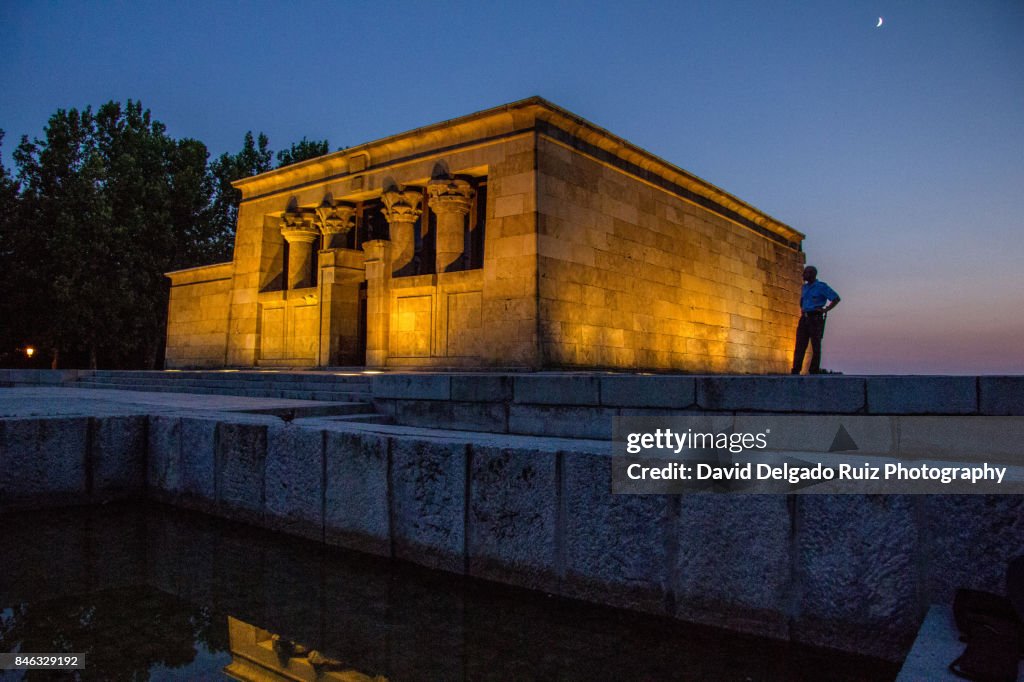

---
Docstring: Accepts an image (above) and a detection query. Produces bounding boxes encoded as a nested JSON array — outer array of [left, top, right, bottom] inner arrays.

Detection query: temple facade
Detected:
[[165, 97, 805, 372]]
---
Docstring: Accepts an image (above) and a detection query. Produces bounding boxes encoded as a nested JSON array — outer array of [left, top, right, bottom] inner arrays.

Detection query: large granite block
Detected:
[[264, 424, 324, 541], [561, 449, 672, 614], [147, 415, 181, 497], [467, 445, 558, 591], [179, 417, 218, 507], [922, 495, 1024, 602], [896, 416, 1023, 464], [451, 375, 513, 402], [372, 374, 451, 400], [215, 421, 268, 523], [390, 437, 467, 572], [91, 415, 147, 501], [674, 494, 791, 639], [731, 414, 898, 456], [0, 417, 89, 510], [601, 375, 696, 408], [794, 495, 920, 660], [325, 430, 391, 556], [36, 369, 79, 385], [514, 376, 600, 405], [867, 377, 977, 415], [395, 399, 507, 433], [508, 404, 615, 439], [6, 369, 43, 384], [979, 376, 1024, 415], [696, 376, 866, 413], [146, 411, 216, 501]]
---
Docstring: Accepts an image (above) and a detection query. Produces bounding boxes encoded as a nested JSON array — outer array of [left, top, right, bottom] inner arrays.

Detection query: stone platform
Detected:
[[2, 373, 1023, 664]]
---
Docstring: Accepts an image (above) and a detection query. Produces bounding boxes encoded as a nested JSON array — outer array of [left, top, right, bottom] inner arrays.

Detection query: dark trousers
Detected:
[[792, 313, 827, 374]]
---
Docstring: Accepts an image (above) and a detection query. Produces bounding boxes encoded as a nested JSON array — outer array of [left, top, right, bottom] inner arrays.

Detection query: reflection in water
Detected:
[[0, 587, 229, 680], [1, 504, 899, 681], [226, 617, 386, 681]]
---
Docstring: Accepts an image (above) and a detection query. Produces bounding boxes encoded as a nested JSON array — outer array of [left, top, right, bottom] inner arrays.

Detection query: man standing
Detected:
[[792, 266, 840, 375]]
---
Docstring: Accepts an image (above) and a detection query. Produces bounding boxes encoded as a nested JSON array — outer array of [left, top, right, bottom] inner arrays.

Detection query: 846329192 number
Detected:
[[0, 653, 86, 669]]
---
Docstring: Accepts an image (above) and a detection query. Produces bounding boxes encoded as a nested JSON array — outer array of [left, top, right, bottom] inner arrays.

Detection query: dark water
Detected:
[[1, 504, 898, 681]]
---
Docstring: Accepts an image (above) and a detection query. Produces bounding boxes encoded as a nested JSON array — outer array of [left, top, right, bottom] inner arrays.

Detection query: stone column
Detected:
[[280, 213, 320, 289], [317, 249, 365, 367], [428, 177, 474, 273], [316, 204, 356, 250], [363, 239, 393, 367], [381, 187, 422, 275]]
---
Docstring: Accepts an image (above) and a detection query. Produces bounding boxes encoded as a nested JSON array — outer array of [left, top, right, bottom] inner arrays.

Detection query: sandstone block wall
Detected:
[[165, 262, 233, 368], [536, 135, 803, 373], [221, 120, 539, 369], [165, 98, 806, 371]]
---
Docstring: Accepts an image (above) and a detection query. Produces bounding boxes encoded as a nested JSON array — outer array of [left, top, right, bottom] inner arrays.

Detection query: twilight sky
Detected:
[[1, 1, 1021, 374]]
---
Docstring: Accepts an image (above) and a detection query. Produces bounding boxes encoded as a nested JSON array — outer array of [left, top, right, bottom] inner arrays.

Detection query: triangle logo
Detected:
[[829, 424, 859, 452]]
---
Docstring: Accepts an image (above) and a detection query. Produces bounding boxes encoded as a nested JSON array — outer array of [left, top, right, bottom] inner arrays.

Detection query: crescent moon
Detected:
[[876, 17, 884, 28]]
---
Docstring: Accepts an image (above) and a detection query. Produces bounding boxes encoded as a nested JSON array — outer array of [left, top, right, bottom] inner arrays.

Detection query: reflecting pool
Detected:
[[1, 504, 898, 681]]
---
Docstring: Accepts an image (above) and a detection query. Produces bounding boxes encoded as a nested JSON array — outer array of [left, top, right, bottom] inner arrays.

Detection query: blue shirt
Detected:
[[801, 280, 839, 312]]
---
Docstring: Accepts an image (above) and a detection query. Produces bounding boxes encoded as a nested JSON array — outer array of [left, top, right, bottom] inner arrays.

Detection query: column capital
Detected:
[[315, 204, 356, 236], [382, 186, 422, 225], [427, 177, 474, 215], [280, 212, 320, 244]]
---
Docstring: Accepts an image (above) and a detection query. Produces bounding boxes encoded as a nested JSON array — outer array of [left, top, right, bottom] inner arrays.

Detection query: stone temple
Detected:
[[165, 97, 805, 372]]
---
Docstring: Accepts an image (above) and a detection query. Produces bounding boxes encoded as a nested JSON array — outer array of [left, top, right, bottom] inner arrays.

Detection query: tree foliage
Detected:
[[208, 131, 273, 237], [276, 137, 330, 168], [0, 101, 326, 368]]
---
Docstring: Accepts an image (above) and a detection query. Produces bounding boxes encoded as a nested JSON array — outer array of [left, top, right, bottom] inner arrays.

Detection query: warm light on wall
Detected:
[[25, 346, 35, 358]]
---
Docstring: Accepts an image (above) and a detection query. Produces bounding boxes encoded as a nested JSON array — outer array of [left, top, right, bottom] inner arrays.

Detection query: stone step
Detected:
[[68, 382, 371, 403], [235, 402, 376, 418], [319, 413, 395, 424], [85, 371, 371, 386], [76, 376, 371, 393]]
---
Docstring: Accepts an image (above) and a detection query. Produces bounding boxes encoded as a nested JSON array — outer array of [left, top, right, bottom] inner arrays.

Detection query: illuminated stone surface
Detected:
[[165, 97, 805, 372]]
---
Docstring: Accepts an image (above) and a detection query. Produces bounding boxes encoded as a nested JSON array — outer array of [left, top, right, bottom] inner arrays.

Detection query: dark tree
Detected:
[[209, 131, 272, 236], [276, 136, 330, 168], [12, 108, 109, 367], [9, 101, 222, 368], [0, 131, 26, 363], [2, 104, 333, 369]]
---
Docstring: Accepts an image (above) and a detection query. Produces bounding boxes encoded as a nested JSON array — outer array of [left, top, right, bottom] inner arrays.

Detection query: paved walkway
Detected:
[[0, 386, 352, 418]]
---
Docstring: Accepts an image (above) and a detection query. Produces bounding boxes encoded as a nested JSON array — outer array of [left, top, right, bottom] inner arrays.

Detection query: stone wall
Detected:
[[165, 262, 233, 368], [2, 397, 1022, 661], [220, 115, 539, 369], [165, 98, 806, 371], [535, 135, 803, 372], [371, 373, 1024, 437]]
